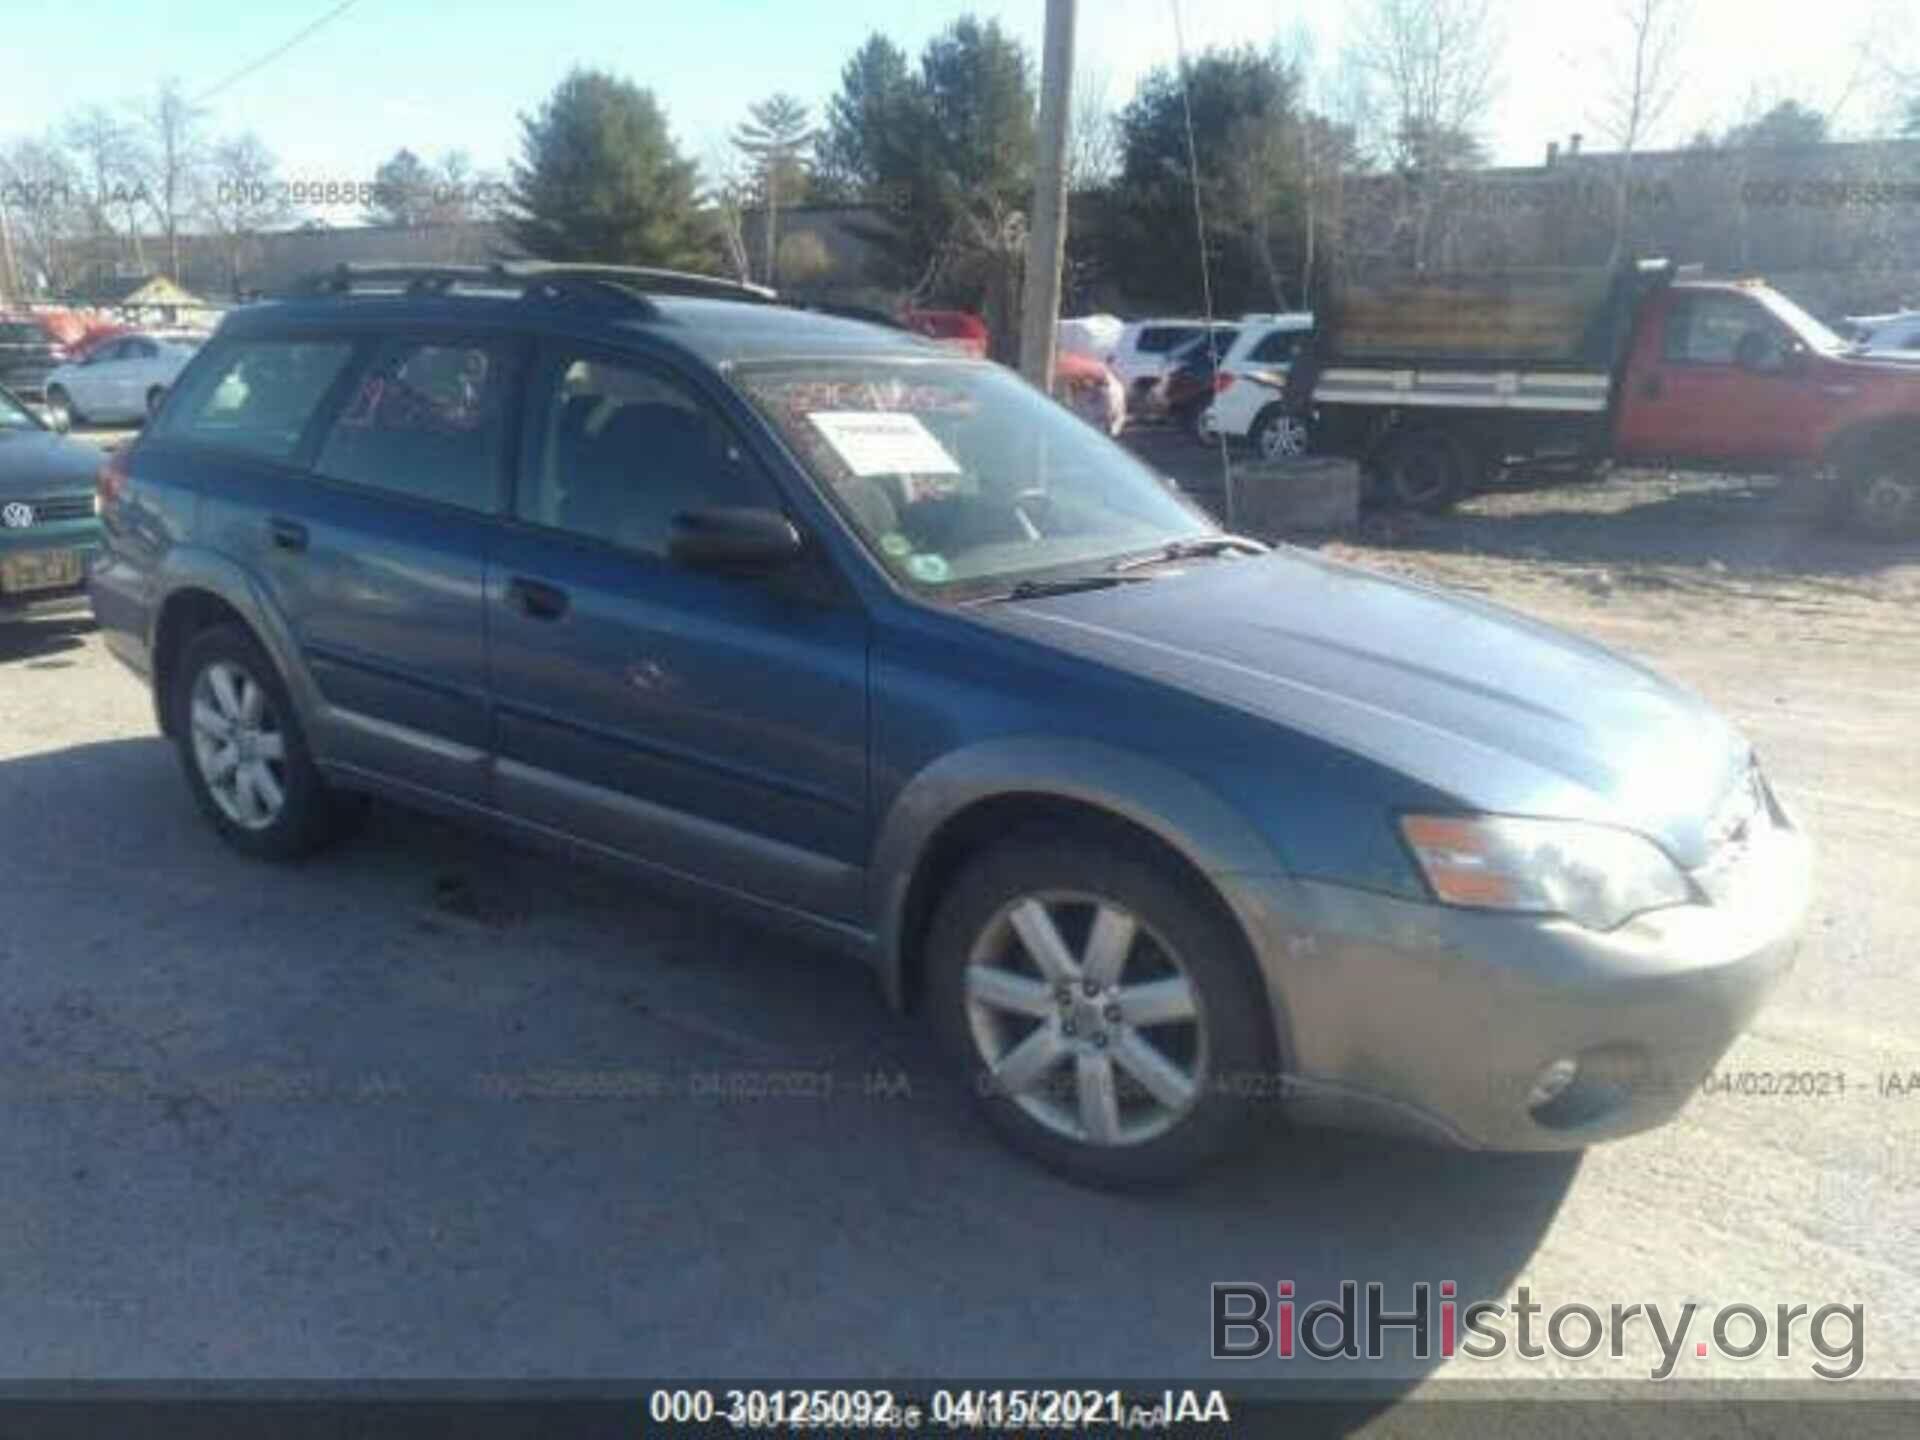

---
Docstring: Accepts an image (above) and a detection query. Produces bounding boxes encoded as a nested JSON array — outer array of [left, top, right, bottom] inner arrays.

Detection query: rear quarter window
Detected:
[[154, 338, 356, 461]]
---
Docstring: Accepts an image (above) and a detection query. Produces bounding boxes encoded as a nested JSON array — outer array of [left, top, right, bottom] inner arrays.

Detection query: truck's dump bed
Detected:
[[1321, 265, 1659, 371]]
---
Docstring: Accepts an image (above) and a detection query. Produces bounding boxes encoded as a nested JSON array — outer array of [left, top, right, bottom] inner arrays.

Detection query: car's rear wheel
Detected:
[[171, 624, 350, 860], [926, 834, 1274, 1187], [1838, 456, 1920, 540], [1372, 427, 1469, 512], [1251, 405, 1310, 462], [46, 385, 82, 428]]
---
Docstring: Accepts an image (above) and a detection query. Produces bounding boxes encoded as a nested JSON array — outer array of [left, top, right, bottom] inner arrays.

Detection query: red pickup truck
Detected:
[[1289, 261, 1920, 538]]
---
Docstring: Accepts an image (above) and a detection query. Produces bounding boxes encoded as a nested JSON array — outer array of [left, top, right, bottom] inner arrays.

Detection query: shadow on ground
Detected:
[[0, 736, 1579, 1397], [0, 610, 95, 666]]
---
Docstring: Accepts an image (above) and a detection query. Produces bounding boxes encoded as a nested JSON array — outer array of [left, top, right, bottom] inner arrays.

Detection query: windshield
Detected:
[[1757, 289, 1846, 352], [736, 359, 1217, 596], [0, 388, 40, 429]]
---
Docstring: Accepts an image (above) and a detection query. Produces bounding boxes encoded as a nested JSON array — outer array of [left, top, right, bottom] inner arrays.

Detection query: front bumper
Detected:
[[1220, 819, 1811, 1150]]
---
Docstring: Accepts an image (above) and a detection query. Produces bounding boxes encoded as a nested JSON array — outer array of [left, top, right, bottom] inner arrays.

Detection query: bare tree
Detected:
[[0, 138, 87, 296], [196, 133, 291, 297], [701, 140, 757, 283], [1346, 0, 1504, 268], [134, 79, 209, 282], [1066, 68, 1119, 193], [64, 104, 148, 276], [1591, 0, 1690, 265]]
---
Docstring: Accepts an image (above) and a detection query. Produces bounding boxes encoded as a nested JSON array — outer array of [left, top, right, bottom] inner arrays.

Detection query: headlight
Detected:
[[1398, 814, 1694, 931]]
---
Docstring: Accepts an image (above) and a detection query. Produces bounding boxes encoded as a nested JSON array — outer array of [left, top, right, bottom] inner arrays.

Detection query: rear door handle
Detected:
[[507, 576, 570, 621], [268, 517, 308, 551]]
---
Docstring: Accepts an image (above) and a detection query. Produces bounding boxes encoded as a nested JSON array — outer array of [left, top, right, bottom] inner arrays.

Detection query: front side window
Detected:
[[737, 359, 1215, 596], [314, 338, 516, 511], [518, 353, 778, 553], [155, 338, 355, 461], [1136, 326, 1204, 354]]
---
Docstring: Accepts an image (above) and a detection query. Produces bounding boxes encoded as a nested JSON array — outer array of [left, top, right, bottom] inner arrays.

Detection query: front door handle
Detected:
[[267, 517, 308, 551], [507, 576, 570, 621]]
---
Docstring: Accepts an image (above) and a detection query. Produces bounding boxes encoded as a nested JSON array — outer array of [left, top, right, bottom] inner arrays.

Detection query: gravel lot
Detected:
[[1, 427, 1915, 1406]]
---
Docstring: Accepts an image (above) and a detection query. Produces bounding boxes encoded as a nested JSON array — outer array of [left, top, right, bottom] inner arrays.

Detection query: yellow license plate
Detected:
[[0, 548, 83, 594]]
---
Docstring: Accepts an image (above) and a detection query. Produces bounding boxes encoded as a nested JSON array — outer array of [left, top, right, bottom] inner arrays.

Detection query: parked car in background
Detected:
[[1057, 313, 1125, 364], [1108, 319, 1233, 402], [1284, 262, 1920, 535], [91, 260, 1809, 1186], [903, 308, 989, 358], [1148, 328, 1239, 438], [44, 333, 199, 427], [1199, 313, 1316, 459], [0, 316, 66, 405], [1842, 311, 1920, 358], [0, 383, 105, 614], [1051, 349, 1127, 436]]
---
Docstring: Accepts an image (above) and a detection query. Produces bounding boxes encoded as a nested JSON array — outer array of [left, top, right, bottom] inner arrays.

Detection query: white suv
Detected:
[[1109, 319, 1231, 397], [1199, 313, 1314, 459]]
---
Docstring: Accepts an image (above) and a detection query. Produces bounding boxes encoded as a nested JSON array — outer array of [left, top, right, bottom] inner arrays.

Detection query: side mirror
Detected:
[[667, 506, 803, 574]]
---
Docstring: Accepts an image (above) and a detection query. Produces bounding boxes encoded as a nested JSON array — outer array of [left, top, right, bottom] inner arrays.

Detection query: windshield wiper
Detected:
[[991, 573, 1155, 602], [1109, 534, 1270, 572]]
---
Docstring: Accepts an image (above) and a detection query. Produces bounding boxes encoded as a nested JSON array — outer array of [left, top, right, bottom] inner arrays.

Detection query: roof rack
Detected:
[[295, 261, 779, 313]]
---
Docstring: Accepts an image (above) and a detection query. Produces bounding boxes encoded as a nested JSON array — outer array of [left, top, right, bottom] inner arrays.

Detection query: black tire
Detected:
[[1834, 453, 1920, 541], [46, 385, 84, 428], [1370, 427, 1468, 513], [170, 623, 350, 860], [925, 832, 1276, 1188], [1249, 405, 1311, 463]]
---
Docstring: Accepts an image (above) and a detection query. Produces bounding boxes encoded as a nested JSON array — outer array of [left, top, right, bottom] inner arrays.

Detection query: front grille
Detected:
[[15, 496, 93, 524]]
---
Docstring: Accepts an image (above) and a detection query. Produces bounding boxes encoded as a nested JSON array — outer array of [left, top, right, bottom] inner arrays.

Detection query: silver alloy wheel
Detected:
[[1858, 470, 1917, 531], [965, 891, 1208, 1147], [188, 659, 288, 831], [1259, 414, 1307, 461]]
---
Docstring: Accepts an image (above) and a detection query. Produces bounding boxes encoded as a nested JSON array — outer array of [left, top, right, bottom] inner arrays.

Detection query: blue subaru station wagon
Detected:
[[90, 263, 1810, 1186]]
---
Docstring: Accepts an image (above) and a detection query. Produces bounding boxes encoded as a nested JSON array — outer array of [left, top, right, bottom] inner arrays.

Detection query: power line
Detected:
[[192, 0, 365, 106], [1169, 0, 1235, 529]]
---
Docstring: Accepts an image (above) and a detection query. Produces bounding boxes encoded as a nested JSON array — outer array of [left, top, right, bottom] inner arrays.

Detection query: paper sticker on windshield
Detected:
[[905, 553, 951, 583], [807, 411, 961, 477]]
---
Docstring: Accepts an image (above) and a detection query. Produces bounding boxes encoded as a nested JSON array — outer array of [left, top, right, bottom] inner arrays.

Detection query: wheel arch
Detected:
[[871, 739, 1295, 1066], [149, 552, 311, 738]]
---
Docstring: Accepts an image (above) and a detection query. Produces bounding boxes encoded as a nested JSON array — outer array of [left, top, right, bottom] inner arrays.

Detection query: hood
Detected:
[[0, 428, 105, 499], [975, 549, 1750, 867]]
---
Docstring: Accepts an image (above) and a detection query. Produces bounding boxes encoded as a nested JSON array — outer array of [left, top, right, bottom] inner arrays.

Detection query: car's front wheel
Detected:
[[45, 385, 81, 429], [1838, 455, 1920, 540], [927, 833, 1275, 1187], [172, 624, 353, 860]]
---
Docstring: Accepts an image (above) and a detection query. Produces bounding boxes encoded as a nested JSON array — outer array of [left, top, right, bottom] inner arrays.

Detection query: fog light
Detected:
[[1526, 1057, 1580, 1109]]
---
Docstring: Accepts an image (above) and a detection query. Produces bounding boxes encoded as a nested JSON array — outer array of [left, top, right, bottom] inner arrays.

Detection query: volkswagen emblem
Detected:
[[1, 501, 34, 529]]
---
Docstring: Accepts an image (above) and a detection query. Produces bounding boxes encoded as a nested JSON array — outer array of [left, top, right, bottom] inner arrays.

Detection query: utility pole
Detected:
[[1018, 0, 1076, 390]]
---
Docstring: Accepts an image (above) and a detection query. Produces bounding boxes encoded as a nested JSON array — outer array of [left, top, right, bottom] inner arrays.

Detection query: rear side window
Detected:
[[156, 338, 355, 461], [1248, 329, 1302, 364], [314, 338, 517, 512], [1136, 326, 1203, 354]]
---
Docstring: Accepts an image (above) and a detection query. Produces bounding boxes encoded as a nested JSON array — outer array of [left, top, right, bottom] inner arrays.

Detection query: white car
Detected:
[[1199, 313, 1315, 460], [1108, 319, 1233, 397], [1842, 311, 1920, 358], [44, 334, 199, 426]]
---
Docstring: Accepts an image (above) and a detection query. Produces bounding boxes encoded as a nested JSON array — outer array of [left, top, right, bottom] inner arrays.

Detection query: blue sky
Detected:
[[1, 0, 1910, 211]]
